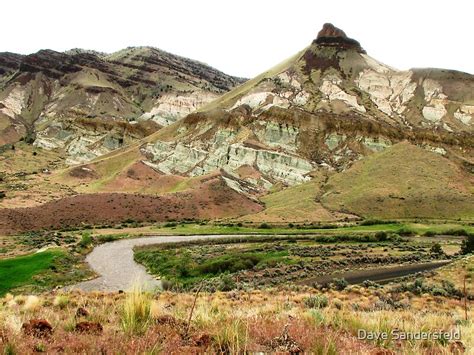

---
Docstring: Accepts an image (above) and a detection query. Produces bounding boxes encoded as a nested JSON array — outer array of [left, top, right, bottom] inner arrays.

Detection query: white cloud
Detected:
[[2, 0, 472, 77]]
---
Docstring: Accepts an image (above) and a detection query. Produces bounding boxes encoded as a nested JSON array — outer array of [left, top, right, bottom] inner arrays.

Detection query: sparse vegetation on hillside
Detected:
[[321, 142, 474, 219], [0, 263, 472, 354]]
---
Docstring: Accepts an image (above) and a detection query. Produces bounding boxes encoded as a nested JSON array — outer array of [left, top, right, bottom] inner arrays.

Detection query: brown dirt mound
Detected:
[[69, 165, 98, 179], [98, 161, 186, 194], [0, 177, 263, 235]]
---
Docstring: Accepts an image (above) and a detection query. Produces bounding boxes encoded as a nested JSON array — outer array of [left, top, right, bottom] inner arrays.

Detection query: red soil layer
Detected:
[[0, 178, 263, 235]]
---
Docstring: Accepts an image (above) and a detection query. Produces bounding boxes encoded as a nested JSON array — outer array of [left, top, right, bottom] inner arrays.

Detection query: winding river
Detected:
[[70, 235, 247, 291], [70, 235, 451, 292]]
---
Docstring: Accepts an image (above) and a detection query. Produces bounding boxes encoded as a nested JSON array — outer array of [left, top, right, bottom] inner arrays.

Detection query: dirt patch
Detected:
[[98, 161, 186, 194], [236, 165, 262, 180], [69, 166, 98, 179], [0, 177, 263, 234]]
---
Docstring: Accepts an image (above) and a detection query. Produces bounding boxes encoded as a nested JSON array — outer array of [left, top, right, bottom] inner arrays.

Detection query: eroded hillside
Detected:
[[0, 47, 245, 164]]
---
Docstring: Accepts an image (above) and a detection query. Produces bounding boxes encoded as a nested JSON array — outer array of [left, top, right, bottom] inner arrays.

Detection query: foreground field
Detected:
[[0, 257, 472, 354], [0, 227, 472, 353]]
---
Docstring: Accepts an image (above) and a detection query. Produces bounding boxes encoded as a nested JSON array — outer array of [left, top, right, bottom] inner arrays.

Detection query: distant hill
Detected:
[[0, 46, 245, 164]]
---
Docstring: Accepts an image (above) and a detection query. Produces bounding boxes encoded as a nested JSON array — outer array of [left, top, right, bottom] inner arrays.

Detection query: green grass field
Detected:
[[148, 222, 474, 236], [0, 249, 65, 295]]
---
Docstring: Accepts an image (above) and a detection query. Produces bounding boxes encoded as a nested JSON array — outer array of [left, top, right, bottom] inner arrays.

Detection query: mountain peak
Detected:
[[314, 23, 365, 53], [316, 23, 347, 39]]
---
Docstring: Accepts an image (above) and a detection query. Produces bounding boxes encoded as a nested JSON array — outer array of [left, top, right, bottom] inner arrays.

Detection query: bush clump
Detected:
[[198, 254, 262, 275], [395, 278, 462, 298], [331, 278, 349, 291], [78, 232, 93, 248], [218, 275, 236, 292], [375, 231, 388, 241], [304, 295, 328, 309], [430, 243, 444, 256], [460, 233, 474, 255]]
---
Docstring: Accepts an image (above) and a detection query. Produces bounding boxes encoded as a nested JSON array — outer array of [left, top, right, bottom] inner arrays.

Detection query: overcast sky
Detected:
[[2, 0, 472, 78]]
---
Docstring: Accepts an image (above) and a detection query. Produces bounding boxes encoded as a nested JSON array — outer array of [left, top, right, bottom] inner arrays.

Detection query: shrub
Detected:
[[397, 227, 416, 236], [375, 231, 388, 241], [160, 279, 177, 291], [430, 243, 444, 255], [177, 263, 191, 278], [78, 232, 93, 247], [332, 278, 349, 291], [424, 230, 437, 237], [460, 233, 474, 255], [258, 223, 272, 229], [395, 278, 462, 298], [217, 275, 236, 292], [362, 280, 381, 288], [444, 228, 469, 236], [431, 287, 448, 297], [198, 254, 262, 275], [304, 295, 328, 309], [121, 286, 152, 335]]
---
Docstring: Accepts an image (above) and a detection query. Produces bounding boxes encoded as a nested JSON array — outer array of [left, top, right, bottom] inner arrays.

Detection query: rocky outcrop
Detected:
[[139, 91, 218, 126], [314, 23, 366, 53]]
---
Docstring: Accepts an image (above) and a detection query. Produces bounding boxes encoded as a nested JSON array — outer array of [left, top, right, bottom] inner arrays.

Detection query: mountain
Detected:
[[0, 23, 473, 228], [0, 47, 245, 164], [135, 23, 473, 187]]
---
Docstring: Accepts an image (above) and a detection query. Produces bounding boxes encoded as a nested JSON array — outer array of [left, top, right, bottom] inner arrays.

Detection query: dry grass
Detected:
[[121, 285, 152, 335], [0, 285, 471, 354], [321, 142, 474, 219], [241, 175, 354, 223]]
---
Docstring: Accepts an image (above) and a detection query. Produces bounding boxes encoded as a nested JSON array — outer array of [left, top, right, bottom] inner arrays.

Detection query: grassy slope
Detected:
[[0, 250, 64, 295], [0, 142, 63, 175], [321, 141, 474, 219], [241, 172, 354, 222]]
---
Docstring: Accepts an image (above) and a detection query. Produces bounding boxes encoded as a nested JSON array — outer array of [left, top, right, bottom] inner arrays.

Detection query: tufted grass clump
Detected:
[[121, 285, 152, 335], [304, 295, 329, 309]]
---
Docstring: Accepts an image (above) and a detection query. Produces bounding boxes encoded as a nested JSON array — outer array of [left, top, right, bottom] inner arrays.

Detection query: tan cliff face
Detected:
[[0, 47, 245, 164]]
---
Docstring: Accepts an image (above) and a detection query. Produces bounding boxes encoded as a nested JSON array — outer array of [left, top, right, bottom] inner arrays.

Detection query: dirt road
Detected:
[[299, 260, 451, 286]]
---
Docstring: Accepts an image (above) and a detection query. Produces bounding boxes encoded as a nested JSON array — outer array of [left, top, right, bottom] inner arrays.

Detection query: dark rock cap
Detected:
[[314, 23, 366, 53]]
